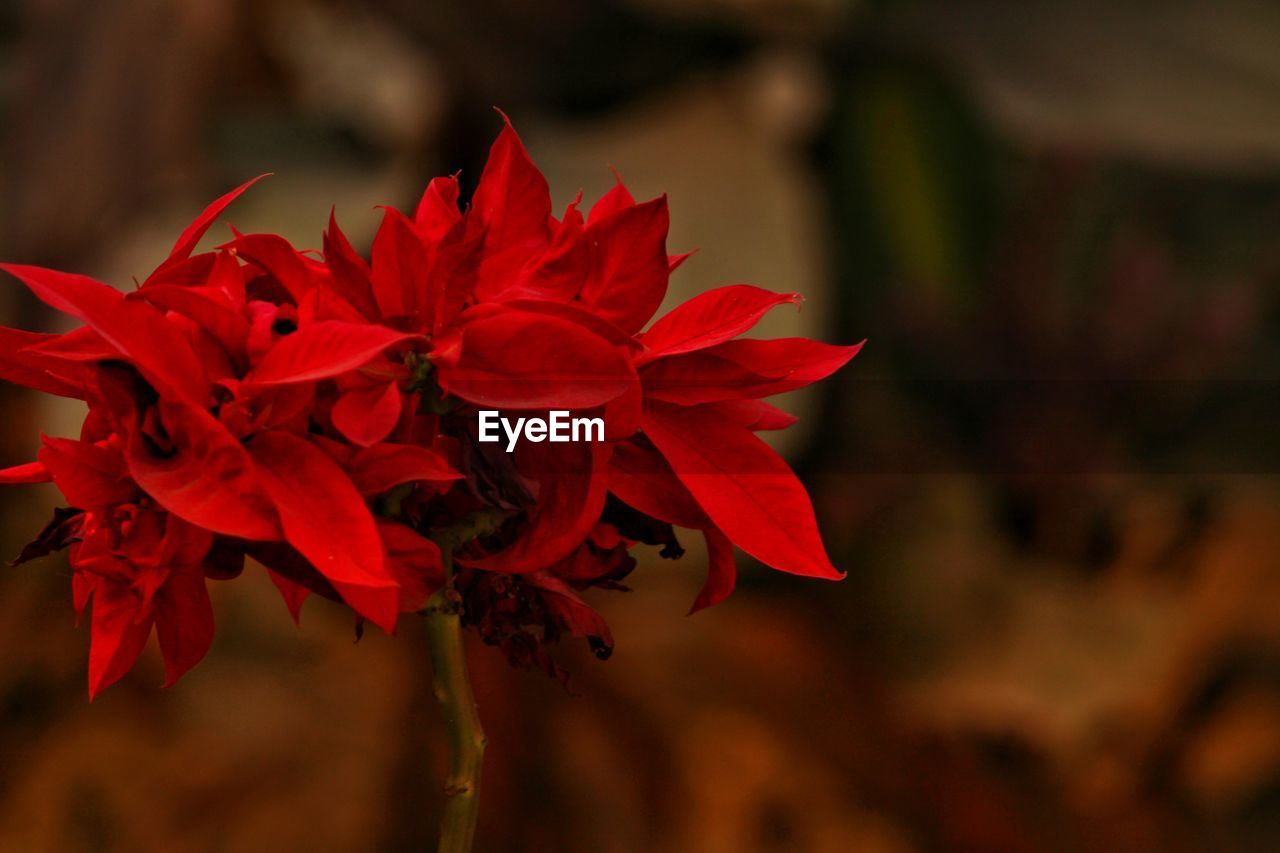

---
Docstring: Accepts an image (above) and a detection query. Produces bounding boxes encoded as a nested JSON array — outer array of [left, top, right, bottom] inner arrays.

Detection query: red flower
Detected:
[[0, 113, 860, 694]]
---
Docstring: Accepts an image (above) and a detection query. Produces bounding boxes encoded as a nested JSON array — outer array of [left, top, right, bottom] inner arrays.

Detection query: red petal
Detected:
[[154, 569, 215, 687], [370, 206, 429, 321], [1, 264, 210, 404], [0, 460, 51, 484], [608, 438, 708, 529], [297, 279, 372, 326], [267, 569, 310, 623], [377, 520, 445, 612], [707, 337, 863, 390], [710, 399, 798, 431], [172, 315, 237, 382], [225, 232, 317, 304], [586, 176, 635, 224], [0, 327, 87, 398], [638, 284, 800, 363], [86, 581, 154, 699], [640, 352, 763, 405], [491, 299, 642, 352], [415, 175, 462, 238], [471, 115, 552, 255], [122, 398, 281, 541], [578, 196, 670, 334], [19, 326, 118, 364], [135, 284, 250, 361], [38, 436, 134, 509], [209, 249, 247, 305], [324, 209, 379, 318], [248, 321, 419, 385], [642, 400, 842, 580], [348, 443, 460, 496], [503, 203, 587, 302], [165, 174, 269, 263], [332, 381, 403, 447], [428, 220, 483, 335], [145, 252, 218, 290], [433, 309, 635, 409], [73, 570, 94, 621], [248, 431, 399, 632], [469, 117, 554, 301], [689, 525, 736, 614], [601, 381, 643, 440], [643, 338, 863, 405], [668, 250, 695, 273]]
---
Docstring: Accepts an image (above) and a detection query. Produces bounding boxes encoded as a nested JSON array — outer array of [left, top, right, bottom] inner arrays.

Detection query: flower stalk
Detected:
[[425, 550, 486, 853]]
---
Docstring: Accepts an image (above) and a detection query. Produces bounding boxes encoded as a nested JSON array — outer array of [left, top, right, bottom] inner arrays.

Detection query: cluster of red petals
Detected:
[[0, 116, 861, 696]]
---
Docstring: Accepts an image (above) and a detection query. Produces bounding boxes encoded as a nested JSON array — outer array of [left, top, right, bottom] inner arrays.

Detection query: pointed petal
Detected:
[[0, 460, 50, 485], [209, 249, 247, 305], [250, 540, 348, 608], [706, 337, 864, 390], [369, 206, 429, 321], [331, 381, 403, 447], [348, 443, 460, 496], [497, 298, 642, 351], [267, 569, 310, 623], [608, 438, 709, 529], [38, 436, 134, 509], [642, 338, 863, 405], [165, 174, 269, 263], [578, 196, 670, 334], [432, 309, 635, 409], [1, 264, 210, 404], [21, 326, 122, 363], [145, 252, 218, 289], [248, 431, 400, 632], [503, 203, 587, 302], [247, 321, 419, 385], [119, 395, 281, 541], [154, 570, 215, 687], [638, 284, 800, 362], [377, 520, 445, 612], [642, 400, 842, 580], [587, 175, 635, 224], [86, 581, 154, 699], [72, 569, 95, 621], [601, 380, 643, 440], [414, 175, 462, 238], [689, 526, 737, 614], [471, 115, 552, 254], [135, 284, 250, 360], [2, 263, 119, 316], [0, 327, 87, 397], [710, 399, 798, 431], [324, 209, 379, 318], [224, 232, 317, 303], [639, 352, 760, 405], [427, 220, 482, 335], [668, 250, 695, 273]]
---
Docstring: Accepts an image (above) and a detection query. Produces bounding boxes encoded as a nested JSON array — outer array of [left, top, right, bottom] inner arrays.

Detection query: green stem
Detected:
[[425, 553, 485, 853]]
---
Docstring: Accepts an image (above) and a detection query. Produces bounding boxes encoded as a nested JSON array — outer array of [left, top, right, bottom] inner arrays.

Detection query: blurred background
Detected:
[[3, 0, 1280, 850]]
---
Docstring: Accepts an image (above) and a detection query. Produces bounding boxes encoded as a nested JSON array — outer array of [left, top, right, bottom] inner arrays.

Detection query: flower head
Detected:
[[0, 115, 860, 695]]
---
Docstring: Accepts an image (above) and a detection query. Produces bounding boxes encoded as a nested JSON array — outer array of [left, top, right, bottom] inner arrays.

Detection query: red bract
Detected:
[[0, 114, 860, 695]]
